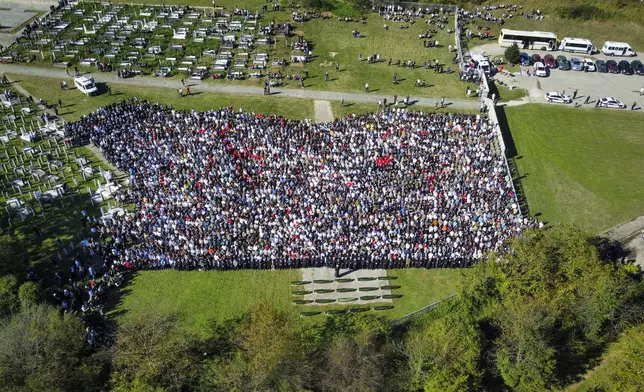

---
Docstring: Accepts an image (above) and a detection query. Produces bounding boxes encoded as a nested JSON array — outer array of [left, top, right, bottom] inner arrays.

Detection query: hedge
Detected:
[[293, 299, 313, 305], [313, 279, 334, 284], [292, 290, 313, 296], [348, 307, 370, 313], [300, 311, 322, 317], [315, 298, 337, 304], [373, 305, 395, 311], [380, 276, 398, 280], [380, 285, 401, 290], [335, 278, 354, 283], [358, 287, 379, 292], [314, 289, 335, 294], [382, 294, 403, 299], [357, 277, 377, 281], [325, 309, 348, 315], [338, 297, 358, 302], [291, 280, 312, 285], [360, 295, 381, 301], [337, 288, 357, 293]]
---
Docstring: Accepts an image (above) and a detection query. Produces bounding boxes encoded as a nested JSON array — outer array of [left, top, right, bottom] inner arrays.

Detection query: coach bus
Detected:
[[559, 37, 596, 54], [498, 29, 557, 51]]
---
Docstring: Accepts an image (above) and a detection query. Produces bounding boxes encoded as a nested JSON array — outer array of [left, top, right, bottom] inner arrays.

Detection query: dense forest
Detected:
[[0, 225, 643, 391]]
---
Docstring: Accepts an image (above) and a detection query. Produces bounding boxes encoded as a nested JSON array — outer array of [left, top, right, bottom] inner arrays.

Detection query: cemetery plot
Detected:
[[0, 86, 126, 241], [1, 2, 465, 97]]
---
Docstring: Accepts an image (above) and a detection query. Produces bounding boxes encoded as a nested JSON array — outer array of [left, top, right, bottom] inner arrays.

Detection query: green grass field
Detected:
[[8, 74, 315, 121], [505, 104, 644, 233], [111, 268, 464, 336]]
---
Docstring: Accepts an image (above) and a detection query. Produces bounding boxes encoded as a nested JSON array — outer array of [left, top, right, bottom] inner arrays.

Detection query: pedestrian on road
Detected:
[[365, 83, 369, 93], [640, 86, 644, 96], [632, 102, 637, 111], [378, 99, 382, 108], [491, 93, 496, 103], [595, 100, 600, 108], [573, 89, 578, 99], [393, 94, 398, 104], [74, 67, 79, 76], [65, 68, 70, 77], [181, 78, 185, 86], [440, 97, 445, 107], [340, 97, 345, 107], [584, 96, 590, 104]]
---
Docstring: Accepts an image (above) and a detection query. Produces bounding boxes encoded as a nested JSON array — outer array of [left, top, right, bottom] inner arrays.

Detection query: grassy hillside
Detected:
[[504, 104, 644, 233]]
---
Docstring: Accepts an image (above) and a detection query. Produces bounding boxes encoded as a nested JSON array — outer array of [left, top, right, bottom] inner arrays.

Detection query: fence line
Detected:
[[390, 293, 457, 325]]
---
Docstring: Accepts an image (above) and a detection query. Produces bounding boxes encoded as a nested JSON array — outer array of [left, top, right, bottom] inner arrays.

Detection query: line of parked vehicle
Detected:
[[520, 52, 644, 76], [544, 92, 628, 109]]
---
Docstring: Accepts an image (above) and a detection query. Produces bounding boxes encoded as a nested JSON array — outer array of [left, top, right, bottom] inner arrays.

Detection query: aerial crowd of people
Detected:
[[62, 99, 537, 272]]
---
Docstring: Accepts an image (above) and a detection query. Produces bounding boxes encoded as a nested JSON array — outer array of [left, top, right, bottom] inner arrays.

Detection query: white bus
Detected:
[[601, 41, 636, 57], [498, 29, 557, 51], [559, 37, 596, 54]]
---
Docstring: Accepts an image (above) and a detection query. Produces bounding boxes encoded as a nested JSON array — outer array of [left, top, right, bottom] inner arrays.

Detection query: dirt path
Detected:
[[313, 100, 334, 123]]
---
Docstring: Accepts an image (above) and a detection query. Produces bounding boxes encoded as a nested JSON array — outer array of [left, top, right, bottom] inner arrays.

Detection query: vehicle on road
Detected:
[[559, 37, 596, 54], [543, 54, 557, 68], [630, 60, 644, 75], [544, 92, 572, 104], [601, 41, 636, 57], [520, 52, 532, 66], [570, 57, 584, 71], [556, 55, 571, 70], [583, 59, 596, 72], [598, 97, 626, 109], [498, 29, 557, 51], [618, 60, 633, 75], [595, 59, 608, 73], [533, 61, 548, 77], [606, 60, 619, 74], [74, 76, 98, 96]]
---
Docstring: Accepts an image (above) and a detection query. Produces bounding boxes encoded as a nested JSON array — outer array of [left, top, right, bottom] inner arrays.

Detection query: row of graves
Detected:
[[0, 87, 125, 233], [1, 1, 312, 82]]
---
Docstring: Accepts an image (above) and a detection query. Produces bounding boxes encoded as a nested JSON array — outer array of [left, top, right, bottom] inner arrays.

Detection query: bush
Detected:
[[358, 287, 378, 292], [291, 280, 311, 285], [359, 296, 381, 301], [382, 294, 403, 299], [314, 289, 335, 294], [335, 278, 354, 283], [358, 277, 377, 281], [505, 43, 521, 65], [338, 297, 358, 303], [315, 299, 336, 304], [337, 288, 357, 293], [292, 290, 312, 296], [380, 285, 401, 290], [313, 279, 334, 284]]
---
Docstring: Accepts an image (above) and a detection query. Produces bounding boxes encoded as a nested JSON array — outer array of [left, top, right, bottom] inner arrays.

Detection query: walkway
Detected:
[[0, 64, 487, 110], [313, 100, 334, 123]]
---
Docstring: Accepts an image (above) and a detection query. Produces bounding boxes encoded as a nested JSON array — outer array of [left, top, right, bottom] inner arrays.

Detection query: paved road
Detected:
[[0, 64, 486, 110]]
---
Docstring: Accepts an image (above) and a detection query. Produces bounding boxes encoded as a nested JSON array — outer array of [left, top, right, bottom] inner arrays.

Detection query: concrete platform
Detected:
[[300, 268, 393, 306]]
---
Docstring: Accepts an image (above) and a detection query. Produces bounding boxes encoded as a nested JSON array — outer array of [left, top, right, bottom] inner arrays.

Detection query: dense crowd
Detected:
[[64, 100, 535, 271]]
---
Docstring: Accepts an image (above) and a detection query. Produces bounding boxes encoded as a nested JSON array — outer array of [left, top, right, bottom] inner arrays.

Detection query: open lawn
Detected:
[[111, 268, 464, 336], [504, 104, 644, 233], [8, 74, 315, 121]]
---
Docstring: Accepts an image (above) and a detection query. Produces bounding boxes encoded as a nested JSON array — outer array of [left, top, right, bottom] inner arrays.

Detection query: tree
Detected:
[[200, 303, 311, 391], [0, 237, 26, 278], [0, 275, 19, 318], [317, 333, 385, 392], [399, 303, 483, 392], [110, 312, 200, 392], [505, 43, 521, 65], [0, 304, 100, 391], [18, 282, 40, 308]]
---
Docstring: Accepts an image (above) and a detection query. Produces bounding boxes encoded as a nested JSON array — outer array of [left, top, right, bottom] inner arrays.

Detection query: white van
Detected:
[[533, 61, 547, 77], [559, 37, 595, 54], [471, 54, 491, 75], [602, 41, 636, 57], [74, 76, 98, 96]]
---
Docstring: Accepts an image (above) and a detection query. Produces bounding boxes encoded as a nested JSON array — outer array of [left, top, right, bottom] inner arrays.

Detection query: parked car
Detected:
[[531, 53, 542, 63], [595, 59, 608, 73], [557, 55, 571, 70], [520, 52, 532, 66], [630, 60, 644, 75], [543, 54, 557, 68], [533, 62, 548, 77], [583, 59, 596, 72], [598, 97, 626, 109], [570, 57, 584, 71], [606, 60, 619, 73], [618, 60, 633, 75], [544, 92, 572, 104]]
